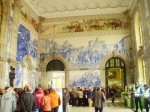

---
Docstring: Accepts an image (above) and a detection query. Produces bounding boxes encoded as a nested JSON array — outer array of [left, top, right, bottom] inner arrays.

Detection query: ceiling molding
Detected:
[[40, 30, 130, 39], [44, 13, 126, 23], [20, 0, 39, 22], [23, 0, 131, 18]]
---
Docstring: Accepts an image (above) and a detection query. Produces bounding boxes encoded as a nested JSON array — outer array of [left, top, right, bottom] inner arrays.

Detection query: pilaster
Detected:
[[9, 0, 23, 61], [65, 69, 69, 88], [0, 0, 10, 88]]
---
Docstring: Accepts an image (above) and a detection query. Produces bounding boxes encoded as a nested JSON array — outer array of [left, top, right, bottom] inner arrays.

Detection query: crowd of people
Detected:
[[69, 87, 106, 108], [0, 85, 62, 112], [0, 85, 107, 112]]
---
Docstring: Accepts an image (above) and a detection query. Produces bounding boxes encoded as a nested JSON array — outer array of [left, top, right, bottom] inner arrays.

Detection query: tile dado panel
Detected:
[[69, 70, 100, 88]]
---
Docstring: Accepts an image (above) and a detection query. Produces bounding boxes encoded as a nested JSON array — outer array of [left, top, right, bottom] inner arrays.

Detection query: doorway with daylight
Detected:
[[46, 59, 65, 90], [105, 57, 126, 99]]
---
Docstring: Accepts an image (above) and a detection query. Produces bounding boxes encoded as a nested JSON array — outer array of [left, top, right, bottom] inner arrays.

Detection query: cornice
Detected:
[[44, 13, 126, 23], [20, 0, 39, 22], [7, 58, 20, 65], [14, 0, 23, 10], [0, 57, 7, 62], [40, 30, 130, 38], [129, 0, 138, 17], [143, 47, 150, 60]]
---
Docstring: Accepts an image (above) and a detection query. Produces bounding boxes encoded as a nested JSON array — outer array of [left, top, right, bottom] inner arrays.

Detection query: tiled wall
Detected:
[[15, 24, 38, 88], [69, 70, 100, 88], [39, 35, 131, 69], [39, 13, 131, 88]]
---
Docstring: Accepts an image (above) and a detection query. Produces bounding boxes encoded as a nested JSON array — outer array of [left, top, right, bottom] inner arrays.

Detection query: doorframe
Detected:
[[99, 51, 130, 97], [105, 57, 126, 98], [41, 54, 69, 89]]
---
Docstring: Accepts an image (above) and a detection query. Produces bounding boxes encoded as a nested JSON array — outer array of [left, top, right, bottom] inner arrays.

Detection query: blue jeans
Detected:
[[36, 106, 41, 112], [63, 105, 66, 112], [95, 107, 103, 112]]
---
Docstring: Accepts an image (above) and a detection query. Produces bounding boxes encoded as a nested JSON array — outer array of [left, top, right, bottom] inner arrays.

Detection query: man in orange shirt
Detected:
[[48, 88, 61, 112]]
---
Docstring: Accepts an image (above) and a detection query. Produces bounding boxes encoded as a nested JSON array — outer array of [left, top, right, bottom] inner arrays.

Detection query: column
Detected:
[[0, 0, 9, 87], [65, 69, 69, 88], [41, 70, 47, 90], [8, 0, 22, 62], [100, 69, 106, 87]]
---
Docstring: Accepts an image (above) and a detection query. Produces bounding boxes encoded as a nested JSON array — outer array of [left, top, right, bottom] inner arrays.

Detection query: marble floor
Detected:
[[69, 99, 134, 112]]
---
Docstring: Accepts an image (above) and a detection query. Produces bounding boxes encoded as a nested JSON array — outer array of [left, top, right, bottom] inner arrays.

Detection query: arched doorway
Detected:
[[41, 54, 69, 90], [105, 57, 126, 98], [46, 60, 65, 89]]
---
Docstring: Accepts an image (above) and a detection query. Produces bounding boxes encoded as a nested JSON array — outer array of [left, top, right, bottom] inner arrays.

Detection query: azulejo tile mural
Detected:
[[15, 24, 38, 88], [39, 35, 131, 68], [7, 16, 13, 59], [69, 70, 100, 88], [31, 70, 36, 90], [16, 24, 38, 64], [15, 65, 22, 88], [16, 24, 30, 63]]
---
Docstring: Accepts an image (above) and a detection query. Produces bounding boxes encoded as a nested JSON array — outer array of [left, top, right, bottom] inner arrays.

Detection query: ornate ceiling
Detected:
[[24, 0, 132, 18]]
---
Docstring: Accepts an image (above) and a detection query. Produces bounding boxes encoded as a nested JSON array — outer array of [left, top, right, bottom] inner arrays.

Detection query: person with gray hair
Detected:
[[0, 87, 17, 112], [20, 86, 37, 112]]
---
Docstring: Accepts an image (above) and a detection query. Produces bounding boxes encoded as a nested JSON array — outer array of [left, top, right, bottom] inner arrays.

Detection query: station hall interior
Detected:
[[0, 0, 150, 111]]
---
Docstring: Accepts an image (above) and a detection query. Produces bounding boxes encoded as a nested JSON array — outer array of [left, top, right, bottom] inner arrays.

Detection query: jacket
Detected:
[[20, 93, 36, 112], [77, 91, 83, 98], [48, 91, 61, 108], [87, 89, 92, 98], [63, 92, 70, 105], [133, 87, 143, 97], [35, 89, 44, 106], [0, 93, 17, 112], [41, 95, 51, 111], [143, 88, 150, 98], [92, 90, 105, 108], [71, 89, 78, 98]]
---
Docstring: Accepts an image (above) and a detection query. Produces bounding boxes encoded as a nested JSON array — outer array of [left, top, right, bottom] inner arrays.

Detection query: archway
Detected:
[[41, 54, 69, 90], [105, 57, 126, 98], [100, 51, 130, 98], [46, 60, 65, 89]]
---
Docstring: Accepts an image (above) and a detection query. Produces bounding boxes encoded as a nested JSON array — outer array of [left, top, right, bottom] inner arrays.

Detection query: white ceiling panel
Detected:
[[24, 0, 132, 18]]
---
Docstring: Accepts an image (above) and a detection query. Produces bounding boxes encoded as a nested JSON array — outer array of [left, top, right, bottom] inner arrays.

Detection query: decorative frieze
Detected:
[[41, 30, 130, 38]]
